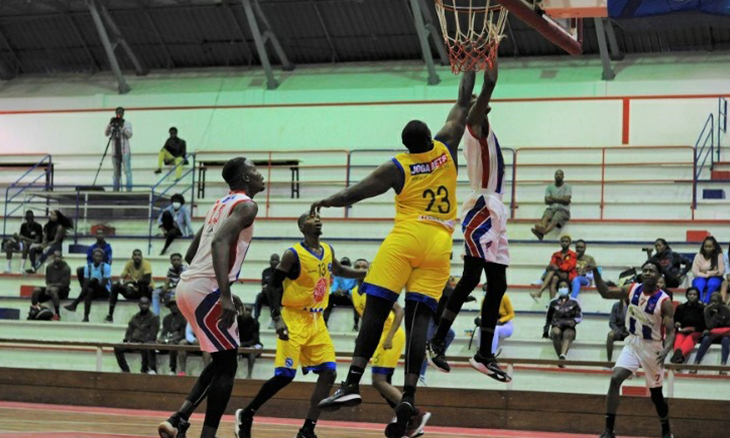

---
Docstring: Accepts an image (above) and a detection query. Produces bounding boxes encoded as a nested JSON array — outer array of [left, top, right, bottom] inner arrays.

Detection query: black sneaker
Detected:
[[317, 381, 361, 412], [384, 401, 415, 438], [64, 304, 77, 312], [469, 351, 512, 383], [104, 315, 113, 323], [598, 428, 616, 438], [670, 349, 684, 364], [426, 338, 451, 373], [158, 413, 190, 438], [405, 408, 431, 438], [234, 409, 253, 438], [295, 428, 318, 438]]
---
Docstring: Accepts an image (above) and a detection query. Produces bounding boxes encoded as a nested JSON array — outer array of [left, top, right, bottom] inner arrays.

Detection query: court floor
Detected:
[[0, 401, 620, 438]]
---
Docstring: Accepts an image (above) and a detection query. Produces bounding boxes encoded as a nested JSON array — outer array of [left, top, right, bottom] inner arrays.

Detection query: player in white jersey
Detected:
[[427, 56, 511, 383], [158, 157, 265, 438], [593, 260, 675, 438]]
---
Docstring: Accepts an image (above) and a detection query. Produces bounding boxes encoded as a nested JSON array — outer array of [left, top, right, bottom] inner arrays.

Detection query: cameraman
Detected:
[[105, 106, 133, 192]]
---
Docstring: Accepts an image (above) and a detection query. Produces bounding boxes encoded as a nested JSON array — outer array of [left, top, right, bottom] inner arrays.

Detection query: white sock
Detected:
[[6, 260, 11, 271], [20, 259, 26, 270]]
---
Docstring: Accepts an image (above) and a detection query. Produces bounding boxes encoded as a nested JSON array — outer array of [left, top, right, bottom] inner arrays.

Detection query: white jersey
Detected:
[[462, 125, 506, 198], [626, 283, 671, 342], [182, 191, 255, 283]]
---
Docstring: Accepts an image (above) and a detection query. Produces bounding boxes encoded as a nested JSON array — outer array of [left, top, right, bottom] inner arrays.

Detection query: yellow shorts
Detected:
[[362, 222, 452, 311], [371, 327, 406, 375], [274, 307, 336, 377]]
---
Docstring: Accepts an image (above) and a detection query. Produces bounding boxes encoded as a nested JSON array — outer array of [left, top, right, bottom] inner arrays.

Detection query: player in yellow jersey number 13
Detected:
[[310, 71, 478, 438]]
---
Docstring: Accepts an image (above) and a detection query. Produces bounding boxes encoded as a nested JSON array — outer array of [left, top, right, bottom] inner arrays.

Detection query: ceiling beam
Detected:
[[136, 2, 176, 69], [0, 23, 24, 75], [309, 0, 338, 63], [222, 0, 254, 66], [86, 0, 130, 93], [98, 2, 149, 76]]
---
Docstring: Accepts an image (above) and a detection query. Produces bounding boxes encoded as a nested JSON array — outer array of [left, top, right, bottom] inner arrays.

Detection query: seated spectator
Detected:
[[657, 275, 673, 300], [76, 228, 113, 288], [157, 299, 187, 375], [691, 237, 724, 304], [692, 292, 730, 374], [531, 235, 577, 300], [606, 297, 629, 362], [543, 279, 582, 365], [644, 238, 691, 288], [152, 253, 186, 315], [721, 247, 730, 305], [670, 287, 705, 364], [114, 297, 160, 374], [27, 210, 73, 273], [238, 303, 262, 379], [64, 248, 112, 322], [531, 169, 571, 240], [254, 253, 279, 321], [106, 249, 154, 323], [572, 239, 596, 299], [157, 194, 194, 256], [154, 127, 187, 179], [4, 210, 42, 273], [30, 251, 70, 320], [324, 256, 359, 331], [177, 323, 211, 376], [477, 287, 514, 358]]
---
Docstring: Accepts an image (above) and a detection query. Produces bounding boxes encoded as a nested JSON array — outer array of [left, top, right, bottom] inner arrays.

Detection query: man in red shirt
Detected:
[[531, 235, 577, 300]]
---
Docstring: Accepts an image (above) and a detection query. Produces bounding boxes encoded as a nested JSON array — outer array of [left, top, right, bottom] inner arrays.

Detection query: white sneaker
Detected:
[[531, 278, 544, 286], [168, 371, 176, 376], [147, 370, 157, 375]]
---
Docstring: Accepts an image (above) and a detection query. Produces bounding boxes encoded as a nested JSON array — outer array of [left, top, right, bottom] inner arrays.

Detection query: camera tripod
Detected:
[[92, 124, 121, 189]]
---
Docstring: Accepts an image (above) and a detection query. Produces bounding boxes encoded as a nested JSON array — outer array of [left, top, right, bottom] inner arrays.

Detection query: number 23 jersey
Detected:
[[391, 140, 457, 232]]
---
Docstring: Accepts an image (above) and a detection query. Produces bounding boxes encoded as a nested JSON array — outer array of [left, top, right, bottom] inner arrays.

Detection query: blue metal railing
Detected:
[[147, 153, 196, 254], [2, 155, 53, 235]]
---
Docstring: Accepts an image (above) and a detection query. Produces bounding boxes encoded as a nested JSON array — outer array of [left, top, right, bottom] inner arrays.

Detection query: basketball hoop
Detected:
[[434, 0, 509, 74]]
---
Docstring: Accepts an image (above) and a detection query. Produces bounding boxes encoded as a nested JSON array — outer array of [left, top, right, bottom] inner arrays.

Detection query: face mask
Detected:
[[558, 287, 570, 297], [172, 202, 182, 210]]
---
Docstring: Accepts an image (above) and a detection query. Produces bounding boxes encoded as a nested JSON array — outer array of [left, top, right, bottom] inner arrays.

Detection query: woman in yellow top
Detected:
[[478, 288, 514, 356]]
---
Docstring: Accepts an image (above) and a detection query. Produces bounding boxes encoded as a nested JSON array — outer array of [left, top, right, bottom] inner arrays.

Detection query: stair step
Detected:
[[702, 188, 726, 200], [711, 170, 730, 180]]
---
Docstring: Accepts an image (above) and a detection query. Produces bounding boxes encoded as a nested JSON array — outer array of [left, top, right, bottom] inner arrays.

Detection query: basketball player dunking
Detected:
[[592, 260, 675, 438], [426, 55, 511, 382], [158, 157, 264, 438]]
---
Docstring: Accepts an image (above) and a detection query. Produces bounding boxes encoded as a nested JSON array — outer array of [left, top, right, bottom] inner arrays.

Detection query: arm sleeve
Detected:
[[560, 253, 577, 272], [704, 307, 715, 330], [499, 295, 515, 323], [105, 124, 112, 137], [715, 254, 725, 277], [157, 207, 167, 226], [692, 254, 702, 277], [60, 265, 71, 288], [544, 305, 555, 333], [123, 121, 133, 139], [106, 244, 113, 265], [680, 253, 692, 276], [121, 261, 130, 278], [149, 316, 160, 342], [609, 303, 620, 331], [574, 302, 583, 323], [86, 246, 94, 264], [184, 207, 194, 236]]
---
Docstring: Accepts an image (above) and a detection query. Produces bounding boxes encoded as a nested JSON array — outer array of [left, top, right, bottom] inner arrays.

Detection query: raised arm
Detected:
[[592, 267, 630, 300], [310, 160, 401, 214], [212, 201, 258, 329], [435, 70, 477, 160], [268, 249, 298, 341], [465, 57, 498, 137], [332, 256, 367, 280], [185, 226, 203, 265]]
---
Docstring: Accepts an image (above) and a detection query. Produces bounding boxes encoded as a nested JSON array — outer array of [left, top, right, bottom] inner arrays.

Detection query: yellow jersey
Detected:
[[391, 140, 457, 232], [282, 242, 333, 311], [352, 285, 395, 334]]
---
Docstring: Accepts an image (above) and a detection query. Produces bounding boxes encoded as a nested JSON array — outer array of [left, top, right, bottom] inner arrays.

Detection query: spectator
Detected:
[[572, 239, 596, 299], [76, 228, 113, 288], [105, 106, 133, 192], [27, 210, 73, 273], [722, 248, 730, 305], [543, 279, 582, 365], [30, 251, 70, 320], [157, 299, 187, 375], [152, 253, 187, 315], [238, 304, 262, 379], [692, 292, 730, 375], [254, 253, 279, 321], [644, 238, 692, 288], [106, 249, 154, 323], [177, 323, 211, 376], [691, 236, 724, 303], [113, 297, 160, 374], [64, 248, 112, 322], [476, 286, 514, 358], [606, 298, 629, 362], [154, 127, 188, 179], [531, 235, 577, 300], [657, 275, 673, 301], [157, 194, 194, 255], [670, 287, 705, 364], [324, 256, 359, 331], [531, 169, 571, 240], [3, 210, 42, 273]]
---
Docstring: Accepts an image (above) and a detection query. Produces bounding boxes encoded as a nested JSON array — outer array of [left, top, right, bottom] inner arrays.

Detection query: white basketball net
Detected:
[[434, 0, 509, 73]]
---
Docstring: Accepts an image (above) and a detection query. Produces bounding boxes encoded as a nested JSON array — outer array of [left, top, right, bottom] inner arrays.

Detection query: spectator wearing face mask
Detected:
[[157, 194, 194, 255], [543, 279, 582, 365]]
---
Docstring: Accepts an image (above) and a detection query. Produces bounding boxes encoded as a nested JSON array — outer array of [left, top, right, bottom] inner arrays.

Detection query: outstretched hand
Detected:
[[310, 199, 329, 217], [484, 53, 498, 85]]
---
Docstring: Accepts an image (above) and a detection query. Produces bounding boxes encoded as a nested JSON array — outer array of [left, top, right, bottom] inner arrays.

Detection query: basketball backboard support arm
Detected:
[[594, 17, 614, 80], [410, 0, 449, 85]]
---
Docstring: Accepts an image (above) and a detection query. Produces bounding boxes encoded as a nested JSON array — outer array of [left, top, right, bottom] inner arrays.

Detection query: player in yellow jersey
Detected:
[[234, 213, 365, 438], [350, 258, 432, 438], [313, 71, 477, 438]]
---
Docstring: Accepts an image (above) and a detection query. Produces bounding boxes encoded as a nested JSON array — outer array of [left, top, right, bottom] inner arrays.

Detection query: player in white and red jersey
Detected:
[[593, 260, 676, 438], [159, 157, 265, 438], [427, 56, 511, 383]]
